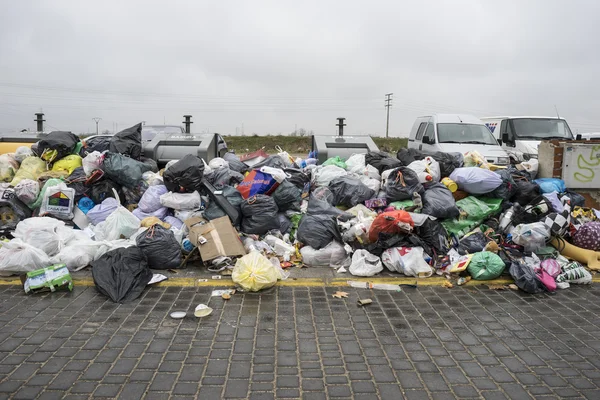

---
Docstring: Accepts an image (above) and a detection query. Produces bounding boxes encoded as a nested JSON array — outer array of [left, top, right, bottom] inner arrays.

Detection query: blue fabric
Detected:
[[534, 178, 566, 194]]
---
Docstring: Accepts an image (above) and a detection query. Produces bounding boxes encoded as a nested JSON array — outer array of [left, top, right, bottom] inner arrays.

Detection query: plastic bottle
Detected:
[[182, 238, 194, 252], [499, 208, 514, 232]]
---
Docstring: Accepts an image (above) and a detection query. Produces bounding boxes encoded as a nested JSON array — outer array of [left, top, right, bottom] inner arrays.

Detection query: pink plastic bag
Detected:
[[540, 259, 561, 278], [535, 267, 557, 292]]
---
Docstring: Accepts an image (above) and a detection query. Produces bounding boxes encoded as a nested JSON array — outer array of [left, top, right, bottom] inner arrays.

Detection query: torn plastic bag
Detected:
[[138, 185, 168, 213], [109, 123, 142, 160], [449, 168, 503, 195], [103, 152, 151, 188], [349, 250, 383, 277], [345, 154, 366, 170], [91, 246, 152, 303], [382, 247, 433, 277], [0, 239, 51, 275], [407, 157, 441, 183], [39, 183, 76, 220], [467, 252, 505, 280], [93, 206, 140, 241], [323, 156, 347, 169], [207, 167, 244, 189], [421, 183, 459, 219], [284, 168, 311, 189], [232, 251, 286, 292], [14, 179, 39, 206], [414, 218, 450, 255], [368, 210, 414, 243], [328, 176, 375, 208], [14, 146, 33, 163], [87, 197, 120, 225], [203, 186, 243, 226], [208, 158, 228, 170], [82, 151, 104, 176], [51, 155, 82, 175], [10, 157, 46, 186], [88, 179, 123, 204], [136, 225, 182, 269], [223, 152, 249, 173], [240, 195, 280, 234], [0, 185, 32, 232], [12, 217, 73, 257], [365, 151, 402, 174], [271, 180, 302, 211], [509, 260, 545, 294], [301, 241, 350, 267], [312, 165, 348, 187], [457, 230, 490, 255], [0, 154, 19, 183], [160, 191, 201, 210], [163, 154, 205, 193], [37, 131, 80, 163], [511, 222, 551, 253], [488, 169, 517, 200], [385, 167, 424, 202], [534, 178, 567, 194], [133, 206, 169, 221], [511, 181, 541, 206], [297, 214, 343, 250]]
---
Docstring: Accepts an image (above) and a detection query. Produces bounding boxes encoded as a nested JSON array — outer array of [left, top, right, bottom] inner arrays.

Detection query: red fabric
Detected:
[[368, 210, 414, 243]]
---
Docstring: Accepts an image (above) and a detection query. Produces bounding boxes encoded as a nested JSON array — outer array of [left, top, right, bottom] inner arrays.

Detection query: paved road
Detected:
[[0, 283, 599, 399]]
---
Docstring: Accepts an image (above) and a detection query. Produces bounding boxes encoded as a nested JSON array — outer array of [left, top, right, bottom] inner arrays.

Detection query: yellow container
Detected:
[[441, 177, 458, 193]]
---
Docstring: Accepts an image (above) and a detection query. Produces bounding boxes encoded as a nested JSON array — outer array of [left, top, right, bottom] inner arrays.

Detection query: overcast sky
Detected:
[[1, 0, 599, 136]]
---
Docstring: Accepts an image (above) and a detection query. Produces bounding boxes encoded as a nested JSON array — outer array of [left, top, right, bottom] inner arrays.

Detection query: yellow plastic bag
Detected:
[[10, 157, 47, 186], [52, 155, 82, 175], [140, 216, 171, 230], [232, 252, 280, 292], [463, 151, 490, 169], [0, 154, 19, 182]]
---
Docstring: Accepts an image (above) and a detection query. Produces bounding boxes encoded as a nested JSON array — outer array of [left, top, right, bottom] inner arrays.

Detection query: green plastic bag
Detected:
[[30, 178, 63, 210], [390, 200, 415, 210], [442, 197, 502, 239], [323, 156, 347, 169], [289, 213, 303, 242], [467, 251, 505, 280]]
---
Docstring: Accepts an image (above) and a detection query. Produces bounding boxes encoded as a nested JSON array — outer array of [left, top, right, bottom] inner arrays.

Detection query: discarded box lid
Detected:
[[184, 216, 246, 262]]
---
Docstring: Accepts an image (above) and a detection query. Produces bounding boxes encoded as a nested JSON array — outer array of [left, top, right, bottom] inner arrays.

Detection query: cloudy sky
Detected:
[[1, 0, 599, 136]]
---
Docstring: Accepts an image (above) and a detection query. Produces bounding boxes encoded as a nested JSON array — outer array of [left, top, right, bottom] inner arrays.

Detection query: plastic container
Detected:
[[441, 177, 458, 193]]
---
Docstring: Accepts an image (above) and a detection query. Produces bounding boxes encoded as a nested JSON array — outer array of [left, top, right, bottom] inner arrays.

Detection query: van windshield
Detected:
[[437, 123, 498, 145], [511, 118, 573, 140]]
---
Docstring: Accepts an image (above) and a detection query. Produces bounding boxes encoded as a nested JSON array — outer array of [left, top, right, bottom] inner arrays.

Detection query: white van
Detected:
[[408, 114, 510, 166], [480, 116, 574, 162]]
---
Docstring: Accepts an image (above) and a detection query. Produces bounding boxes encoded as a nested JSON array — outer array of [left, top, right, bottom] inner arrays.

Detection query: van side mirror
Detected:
[[422, 136, 434, 145], [501, 133, 510, 144], [576, 134, 582, 141]]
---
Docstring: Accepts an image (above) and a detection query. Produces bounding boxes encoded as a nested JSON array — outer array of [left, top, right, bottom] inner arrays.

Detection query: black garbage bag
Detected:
[[507, 165, 532, 181], [278, 213, 292, 233], [511, 181, 541, 206], [121, 181, 149, 206], [414, 218, 450, 255], [37, 131, 80, 162], [271, 180, 302, 211], [306, 187, 353, 220], [88, 178, 125, 204], [140, 157, 158, 173], [510, 196, 553, 226], [240, 194, 279, 234], [428, 151, 463, 178], [65, 167, 88, 201], [81, 135, 112, 156], [421, 183, 459, 219], [365, 151, 403, 174], [328, 176, 375, 208], [253, 155, 287, 170], [284, 168, 311, 189], [457, 230, 490, 255], [509, 260, 545, 294], [207, 167, 244, 189], [564, 190, 585, 208], [386, 167, 424, 202], [136, 225, 182, 270], [0, 186, 32, 232], [91, 247, 153, 303], [109, 123, 142, 160], [103, 152, 151, 188], [488, 169, 517, 200], [203, 185, 243, 226], [223, 152, 249, 174], [163, 154, 205, 193], [297, 214, 342, 250], [365, 232, 406, 256], [396, 148, 426, 166]]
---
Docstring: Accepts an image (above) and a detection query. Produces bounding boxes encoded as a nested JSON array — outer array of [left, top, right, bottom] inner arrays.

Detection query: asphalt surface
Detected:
[[0, 283, 599, 399]]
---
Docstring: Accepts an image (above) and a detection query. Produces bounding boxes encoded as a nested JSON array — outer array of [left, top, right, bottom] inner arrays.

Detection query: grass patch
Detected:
[[371, 137, 408, 153]]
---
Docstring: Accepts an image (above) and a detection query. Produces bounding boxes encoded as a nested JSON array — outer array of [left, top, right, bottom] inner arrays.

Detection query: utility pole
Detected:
[[385, 93, 393, 138], [92, 117, 101, 135]]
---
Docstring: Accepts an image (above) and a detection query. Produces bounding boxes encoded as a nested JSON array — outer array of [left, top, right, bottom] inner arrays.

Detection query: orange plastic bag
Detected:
[[368, 210, 414, 243]]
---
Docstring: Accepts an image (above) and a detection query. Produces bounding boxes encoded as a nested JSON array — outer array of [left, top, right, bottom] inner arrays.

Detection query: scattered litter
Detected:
[[211, 275, 222, 280], [170, 311, 187, 319], [332, 291, 349, 298], [23, 264, 73, 294], [148, 274, 167, 285], [442, 281, 454, 289], [347, 281, 401, 291], [357, 298, 372, 306], [194, 304, 213, 317], [211, 289, 236, 297]]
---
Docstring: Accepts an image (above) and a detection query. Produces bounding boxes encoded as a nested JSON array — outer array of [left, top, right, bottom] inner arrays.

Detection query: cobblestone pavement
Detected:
[[0, 284, 600, 399]]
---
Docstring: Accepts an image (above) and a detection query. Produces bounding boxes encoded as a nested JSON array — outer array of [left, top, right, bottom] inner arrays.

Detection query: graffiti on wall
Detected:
[[574, 145, 600, 183]]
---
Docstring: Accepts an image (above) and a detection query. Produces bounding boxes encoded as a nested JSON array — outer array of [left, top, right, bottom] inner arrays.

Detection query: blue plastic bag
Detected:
[[237, 170, 280, 199], [77, 197, 95, 214], [534, 178, 566, 194]]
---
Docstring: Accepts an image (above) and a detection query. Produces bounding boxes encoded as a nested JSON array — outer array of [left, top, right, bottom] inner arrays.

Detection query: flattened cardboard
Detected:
[[184, 216, 246, 262]]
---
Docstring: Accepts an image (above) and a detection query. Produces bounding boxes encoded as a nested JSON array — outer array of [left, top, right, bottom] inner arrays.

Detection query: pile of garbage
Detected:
[[0, 126, 596, 301]]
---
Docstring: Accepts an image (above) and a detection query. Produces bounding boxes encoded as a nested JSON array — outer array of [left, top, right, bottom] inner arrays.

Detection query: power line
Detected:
[[385, 93, 393, 138], [92, 117, 101, 135]]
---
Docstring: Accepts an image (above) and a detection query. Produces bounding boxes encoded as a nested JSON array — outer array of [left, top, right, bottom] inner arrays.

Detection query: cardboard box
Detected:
[[22, 264, 73, 294], [184, 216, 246, 262]]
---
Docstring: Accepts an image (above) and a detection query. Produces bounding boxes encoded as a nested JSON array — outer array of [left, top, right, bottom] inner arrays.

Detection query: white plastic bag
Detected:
[[82, 151, 104, 176], [39, 183, 76, 220], [51, 239, 106, 271], [160, 191, 201, 210], [14, 179, 40, 206], [300, 241, 351, 267], [208, 158, 229, 170], [350, 164, 380, 180], [14, 146, 33, 163], [511, 222, 551, 253], [264, 235, 295, 257], [407, 157, 441, 183], [313, 165, 348, 187], [0, 239, 51, 275], [382, 247, 433, 277], [142, 171, 164, 186], [93, 206, 140, 241], [380, 169, 395, 191], [521, 159, 539, 180], [359, 176, 381, 193], [260, 166, 287, 183], [345, 154, 366, 171], [12, 217, 73, 257], [349, 249, 383, 277], [275, 146, 294, 167]]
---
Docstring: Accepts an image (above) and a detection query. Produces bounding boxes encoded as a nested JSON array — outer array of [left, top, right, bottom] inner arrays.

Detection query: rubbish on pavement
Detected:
[[22, 264, 73, 294], [357, 298, 372, 306], [332, 291, 349, 298], [194, 304, 214, 317], [170, 311, 187, 319], [185, 216, 246, 262], [232, 251, 287, 292]]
